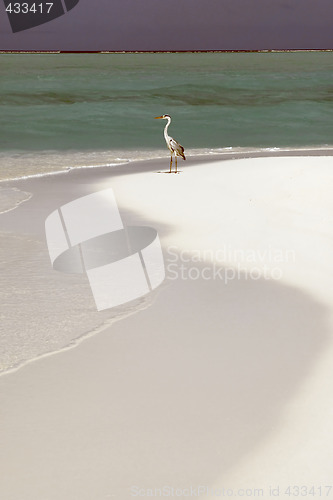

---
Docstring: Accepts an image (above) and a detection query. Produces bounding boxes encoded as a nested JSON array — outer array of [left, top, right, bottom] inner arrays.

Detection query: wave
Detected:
[[3, 84, 333, 107], [2, 146, 333, 183], [0, 187, 32, 213]]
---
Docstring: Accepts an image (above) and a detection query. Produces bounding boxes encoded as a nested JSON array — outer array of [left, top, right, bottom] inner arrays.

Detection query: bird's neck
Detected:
[[164, 117, 171, 140]]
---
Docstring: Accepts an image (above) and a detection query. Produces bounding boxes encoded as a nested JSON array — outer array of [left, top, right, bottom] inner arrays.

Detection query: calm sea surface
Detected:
[[0, 52, 333, 179]]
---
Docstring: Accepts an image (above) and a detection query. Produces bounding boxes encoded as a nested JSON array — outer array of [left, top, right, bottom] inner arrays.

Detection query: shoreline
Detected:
[[1, 145, 333, 184], [1, 149, 333, 377], [0, 148, 333, 376]]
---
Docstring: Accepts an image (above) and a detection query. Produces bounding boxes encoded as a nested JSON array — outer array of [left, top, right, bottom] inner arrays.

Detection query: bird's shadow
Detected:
[[156, 170, 183, 174]]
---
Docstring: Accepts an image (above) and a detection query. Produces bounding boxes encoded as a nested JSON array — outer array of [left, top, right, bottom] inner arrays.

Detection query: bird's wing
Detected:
[[169, 137, 186, 159]]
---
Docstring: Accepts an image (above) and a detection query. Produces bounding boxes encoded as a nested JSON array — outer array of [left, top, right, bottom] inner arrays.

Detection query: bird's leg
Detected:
[[169, 155, 173, 173], [175, 156, 178, 173]]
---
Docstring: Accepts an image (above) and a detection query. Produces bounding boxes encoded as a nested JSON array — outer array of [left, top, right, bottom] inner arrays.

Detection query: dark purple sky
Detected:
[[1, 0, 333, 51]]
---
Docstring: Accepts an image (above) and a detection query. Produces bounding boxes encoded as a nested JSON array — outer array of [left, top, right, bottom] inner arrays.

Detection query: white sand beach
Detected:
[[1, 152, 333, 499]]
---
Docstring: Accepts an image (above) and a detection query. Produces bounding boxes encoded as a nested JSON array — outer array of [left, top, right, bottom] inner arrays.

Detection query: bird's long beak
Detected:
[[154, 116, 163, 119]]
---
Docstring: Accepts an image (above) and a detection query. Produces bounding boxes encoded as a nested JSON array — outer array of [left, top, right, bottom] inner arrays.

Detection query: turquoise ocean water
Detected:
[[0, 52, 333, 179]]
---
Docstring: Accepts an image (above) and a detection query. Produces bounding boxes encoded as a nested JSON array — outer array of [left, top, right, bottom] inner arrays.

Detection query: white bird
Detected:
[[154, 114, 186, 173]]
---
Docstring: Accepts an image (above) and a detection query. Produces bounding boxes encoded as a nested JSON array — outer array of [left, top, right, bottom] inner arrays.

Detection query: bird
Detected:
[[154, 114, 186, 173]]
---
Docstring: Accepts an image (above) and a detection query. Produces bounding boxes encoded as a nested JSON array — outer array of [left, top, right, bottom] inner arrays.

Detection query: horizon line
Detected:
[[0, 49, 333, 54]]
